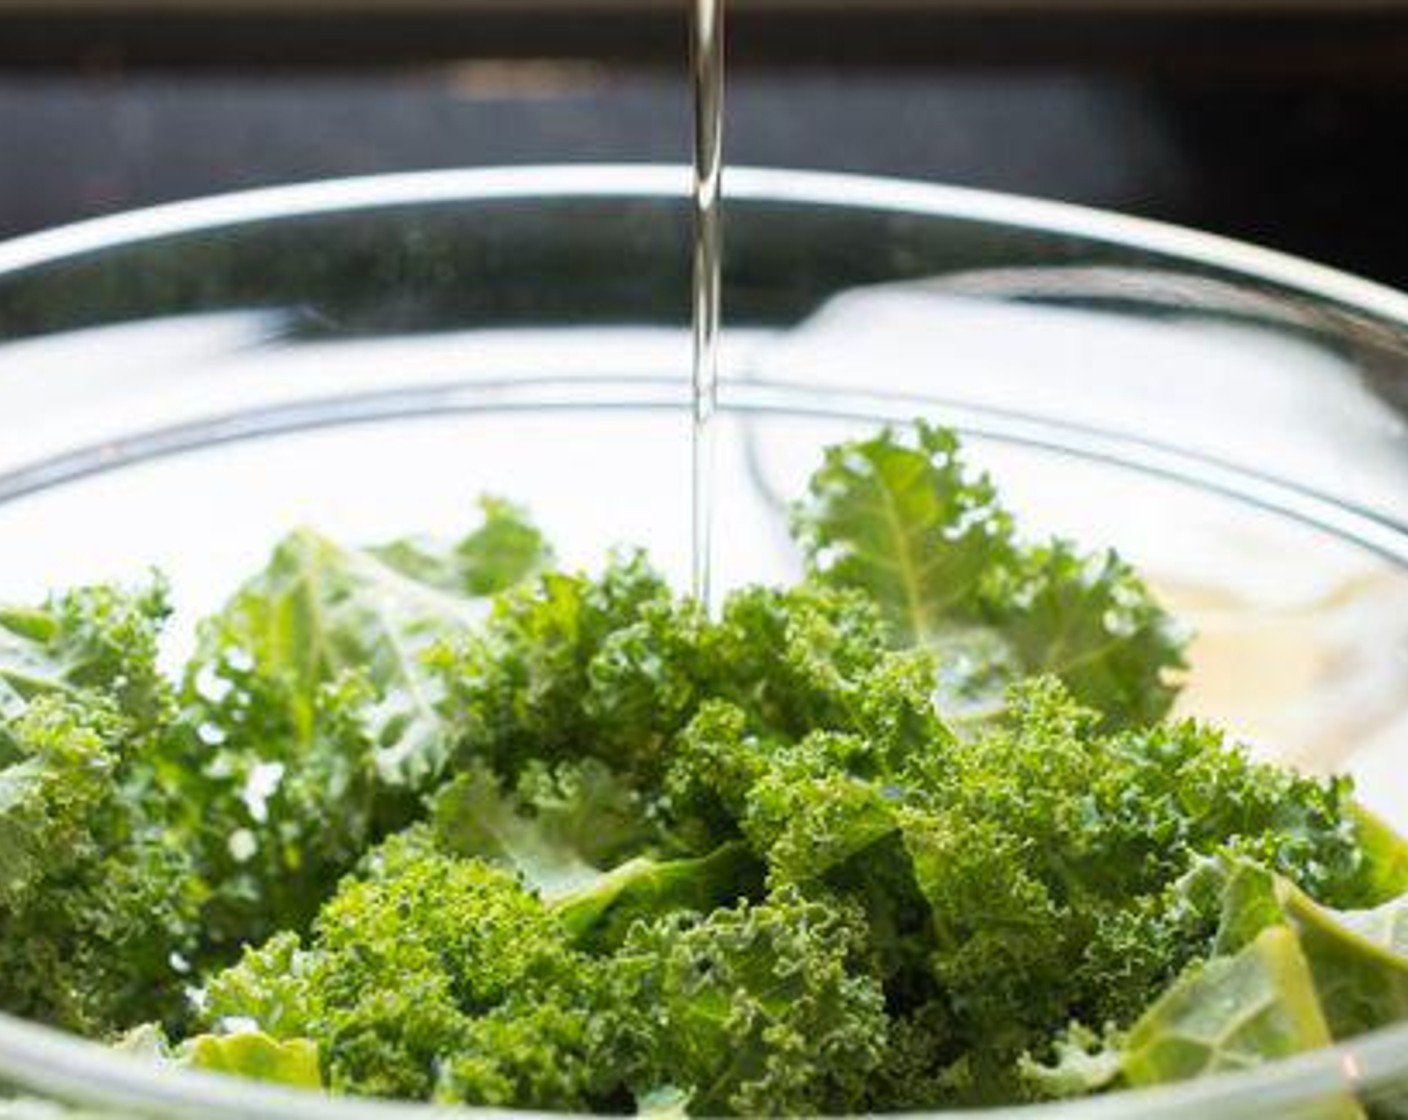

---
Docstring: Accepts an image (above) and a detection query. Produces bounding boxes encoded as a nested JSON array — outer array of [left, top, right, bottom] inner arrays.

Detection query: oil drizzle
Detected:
[[691, 0, 725, 608]]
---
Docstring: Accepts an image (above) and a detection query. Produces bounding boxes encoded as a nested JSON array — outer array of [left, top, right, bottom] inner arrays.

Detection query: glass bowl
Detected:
[[1, 165, 1407, 1119]]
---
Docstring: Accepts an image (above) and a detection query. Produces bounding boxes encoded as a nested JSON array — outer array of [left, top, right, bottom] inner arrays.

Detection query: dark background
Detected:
[[1, 7, 1406, 286]]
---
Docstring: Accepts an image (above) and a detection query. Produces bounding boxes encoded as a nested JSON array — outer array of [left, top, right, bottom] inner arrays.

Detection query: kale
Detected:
[[3, 421, 1406, 1117], [0, 584, 201, 1035], [158, 501, 549, 954], [791, 421, 1188, 729]]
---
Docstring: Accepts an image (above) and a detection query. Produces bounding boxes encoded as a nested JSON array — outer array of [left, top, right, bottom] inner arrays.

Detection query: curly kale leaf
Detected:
[[663, 700, 937, 990], [791, 423, 1014, 640], [165, 667, 396, 955], [439, 554, 937, 799], [179, 1032, 323, 1088], [442, 550, 690, 784], [698, 582, 911, 742], [198, 835, 879, 1114], [1017, 1022, 1124, 1100], [0, 583, 200, 1036], [0, 697, 122, 913], [988, 541, 1187, 728], [184, 526, 481, 786], [429, 757, 764, 952], [202, 831, 617, 1108], [0, 700, 201, 1034], [660, 673, 1372, 1103], [1019, 849, 1408, 1105], [0, 581, 172, 751], [900, 680, 1367, 1039], [791, 421, 1187, 728], [164, 506, 548, 953], [902, 679, 1366, 908], [1175, 852, 1287, 958], [665, 702, 921, 902], [604, 887, 888, 1116]]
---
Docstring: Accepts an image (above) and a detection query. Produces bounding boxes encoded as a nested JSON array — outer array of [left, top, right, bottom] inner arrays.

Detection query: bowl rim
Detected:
[[0, 162, 1405, 1118], [2, 162, 1408, 328]]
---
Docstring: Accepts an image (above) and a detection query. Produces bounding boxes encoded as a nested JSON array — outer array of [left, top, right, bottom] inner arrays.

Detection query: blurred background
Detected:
[[1, 0, 1406, 284]]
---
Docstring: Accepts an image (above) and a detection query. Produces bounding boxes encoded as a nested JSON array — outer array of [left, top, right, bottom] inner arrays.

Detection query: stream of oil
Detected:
[[691, 0, 725, 608]]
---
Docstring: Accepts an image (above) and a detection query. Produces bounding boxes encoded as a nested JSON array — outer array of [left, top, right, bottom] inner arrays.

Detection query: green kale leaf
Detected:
[[0, 581, 172, 750], [201, 831, 617, 1109], [1023, 928, 1356, 1113], [1121, 927, 1342, 1090], [442, 550, 690, 784], [430, 758, 656, 899], [603, 887, 888, 1116], [0, 582, 200, 1036], [162, 505, 548, 953], [791, 421, 1187, 727], [0, 693, 202, 1034], [790, 423, 1014, 641], [1278, 881, 1408, 1040], [554, 841, 762, 952], [116, 1022, 322, 1089], [370, 495, 553, 597]]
